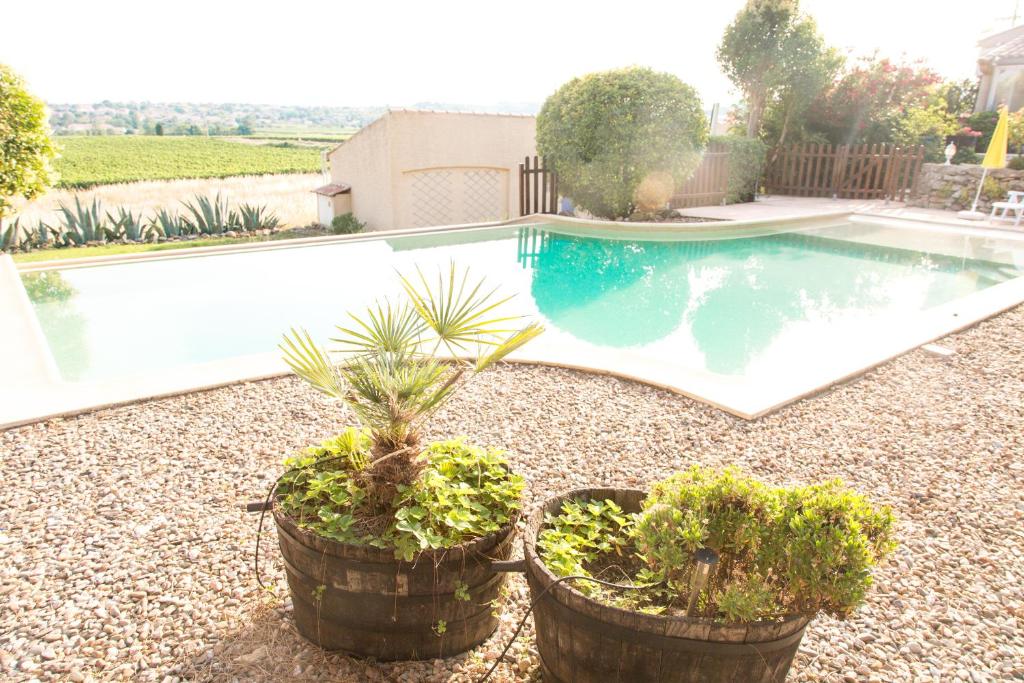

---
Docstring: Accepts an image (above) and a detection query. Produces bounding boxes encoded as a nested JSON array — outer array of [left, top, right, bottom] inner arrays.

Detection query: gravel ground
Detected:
[[2, 306, 1023, 683]]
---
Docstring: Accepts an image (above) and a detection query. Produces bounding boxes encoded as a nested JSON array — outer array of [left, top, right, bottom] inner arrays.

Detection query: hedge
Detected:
[[710, 135, 768, 204], [538, 67, 708, 219]]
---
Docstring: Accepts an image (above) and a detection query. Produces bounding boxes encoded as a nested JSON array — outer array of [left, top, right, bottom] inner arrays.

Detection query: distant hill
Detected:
[[46, 101, 541, 136]]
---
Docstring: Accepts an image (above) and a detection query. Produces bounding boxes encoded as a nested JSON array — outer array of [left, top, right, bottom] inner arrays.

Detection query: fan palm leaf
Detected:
[[400, 263, 521, 355], [281, 264, 544, 483], [280, 328, 347, 399], [332, 301, 425, 355], [474, 321, 546, 371]]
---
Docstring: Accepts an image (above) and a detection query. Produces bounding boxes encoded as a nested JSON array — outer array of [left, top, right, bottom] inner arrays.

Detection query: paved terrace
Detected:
[[679, 194, 1024, 231]]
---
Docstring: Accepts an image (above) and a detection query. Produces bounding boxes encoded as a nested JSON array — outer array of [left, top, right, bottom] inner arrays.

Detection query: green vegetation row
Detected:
[[248, 127, 356, 142], [53, 136, 323, 188], [1, 194, 281, 253], [537, 466, 895, 621]]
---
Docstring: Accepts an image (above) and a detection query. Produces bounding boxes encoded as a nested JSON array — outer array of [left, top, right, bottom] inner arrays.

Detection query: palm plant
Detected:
[[237, 202, 281, 231], [57, 197, 107, 245], [281, 264, 543, 503], [181, 193, 240, 235], [150, 208, 189, 237]]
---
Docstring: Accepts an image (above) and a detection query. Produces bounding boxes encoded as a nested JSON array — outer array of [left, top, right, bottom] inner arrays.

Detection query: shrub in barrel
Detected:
[[275, 264, 543, 660], [526, 467, 896, 682]]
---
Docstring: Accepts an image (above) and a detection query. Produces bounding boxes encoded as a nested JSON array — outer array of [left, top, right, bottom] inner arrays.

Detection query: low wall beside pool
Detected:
[[910, 162, 1024, 213]]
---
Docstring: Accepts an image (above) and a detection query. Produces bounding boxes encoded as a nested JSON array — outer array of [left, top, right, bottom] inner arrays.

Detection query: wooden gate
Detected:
[[519, 156, 559, 215], [670, 141, 731, 208], [764, 143, 923, 201]]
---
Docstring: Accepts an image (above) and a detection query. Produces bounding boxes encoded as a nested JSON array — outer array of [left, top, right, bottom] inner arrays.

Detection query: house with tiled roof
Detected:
[[976, 24, 1024, 111]]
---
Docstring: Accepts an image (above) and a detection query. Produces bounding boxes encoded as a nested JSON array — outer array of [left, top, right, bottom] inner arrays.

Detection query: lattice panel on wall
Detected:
[[402, 167, 509, 228], [409, 170, 454, 227], [461, 169, 504, 224]]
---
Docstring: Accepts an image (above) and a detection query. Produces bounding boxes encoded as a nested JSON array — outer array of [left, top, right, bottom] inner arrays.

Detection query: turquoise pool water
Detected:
[[20, 222, 1024, 384]]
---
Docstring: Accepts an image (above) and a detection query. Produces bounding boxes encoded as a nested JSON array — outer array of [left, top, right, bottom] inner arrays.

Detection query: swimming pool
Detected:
[[6, 213, 1024, 424]]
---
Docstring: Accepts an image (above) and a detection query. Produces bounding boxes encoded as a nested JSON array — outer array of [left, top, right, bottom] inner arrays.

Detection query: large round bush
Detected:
[[537, 67, 708, 219]]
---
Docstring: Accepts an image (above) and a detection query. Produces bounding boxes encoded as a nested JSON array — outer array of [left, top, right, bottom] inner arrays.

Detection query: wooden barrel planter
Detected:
[[273, 504, 517, 661], [524, 488, 811, 683]]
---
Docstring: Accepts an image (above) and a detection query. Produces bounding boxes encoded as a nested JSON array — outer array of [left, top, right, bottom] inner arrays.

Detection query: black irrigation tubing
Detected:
[[476, 574, 659, 683], [253, 464, 655, 683], [253, 477, 280, 591], [253, 454, 355, 591]]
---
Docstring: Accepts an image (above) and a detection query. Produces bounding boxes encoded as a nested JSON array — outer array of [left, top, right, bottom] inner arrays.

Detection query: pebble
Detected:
[[2, 305, 1024, 681]]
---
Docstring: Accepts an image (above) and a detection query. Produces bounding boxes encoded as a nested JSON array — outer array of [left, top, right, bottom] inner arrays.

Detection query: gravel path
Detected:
[[2, 306, 1023, 683]]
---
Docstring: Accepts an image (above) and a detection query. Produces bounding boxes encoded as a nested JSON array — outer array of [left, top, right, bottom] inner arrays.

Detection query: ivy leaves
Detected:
[[391, 440, 524, 561], [278, 437, 523, 562], [316, 509, 356, 542], [536, 499, 633, 592]]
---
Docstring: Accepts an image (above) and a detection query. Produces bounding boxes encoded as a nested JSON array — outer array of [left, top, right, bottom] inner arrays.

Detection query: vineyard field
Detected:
[[53, 136, 324, 188]]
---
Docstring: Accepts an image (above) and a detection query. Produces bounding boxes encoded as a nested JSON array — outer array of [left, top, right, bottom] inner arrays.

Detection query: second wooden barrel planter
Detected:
[[524, 488, 810, 683], [274, 505, 517, 661]]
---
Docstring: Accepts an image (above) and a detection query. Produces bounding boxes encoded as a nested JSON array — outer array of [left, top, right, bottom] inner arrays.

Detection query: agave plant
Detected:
[[1, 217, 23, 252], [150, 208, 189, 237], [25, 220, 54, 250], [106, 207, 150, 242], [237, 203, 281, 231], [57, 197, 107, 245], [1, 218, 57, 252], [281, 264, 543, 501], [181, 193, 240, 235]]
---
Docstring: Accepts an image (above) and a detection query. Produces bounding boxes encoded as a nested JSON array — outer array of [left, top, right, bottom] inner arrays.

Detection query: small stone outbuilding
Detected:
[[312, 183, 351, 226], [322, 109, 537, 231]]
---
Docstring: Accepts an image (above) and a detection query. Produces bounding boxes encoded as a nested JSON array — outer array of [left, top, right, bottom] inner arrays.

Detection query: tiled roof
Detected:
[[981, 32, 1024, 62], [387, 107, 535, 119], [312, 183, 350, 196], [326, 108, 536, 157]]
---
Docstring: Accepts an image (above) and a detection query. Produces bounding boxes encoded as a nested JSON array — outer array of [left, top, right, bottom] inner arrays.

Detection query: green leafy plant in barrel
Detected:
[[537, 465, 896, 621], [277, 264, 543, 561]]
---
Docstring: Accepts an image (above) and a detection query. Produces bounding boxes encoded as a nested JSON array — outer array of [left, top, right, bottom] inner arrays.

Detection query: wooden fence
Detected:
[[764, 143, 924, 201], [670, 141, 731, 208], [519, 156, 559, 215]]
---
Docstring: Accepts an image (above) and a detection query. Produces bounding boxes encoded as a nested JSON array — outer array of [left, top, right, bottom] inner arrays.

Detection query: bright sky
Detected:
[[2, 0, 1020, 108]]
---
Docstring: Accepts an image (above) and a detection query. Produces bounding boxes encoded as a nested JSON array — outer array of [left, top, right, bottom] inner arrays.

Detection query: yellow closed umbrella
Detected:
[[967, 105, 1009, 215]]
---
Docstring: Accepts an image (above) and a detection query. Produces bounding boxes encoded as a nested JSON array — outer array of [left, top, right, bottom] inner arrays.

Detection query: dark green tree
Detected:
[[759, 18, 843, 147], [718, 0, 808, 138], [235, 116, 255, 135], [536, 67, 707, 219], [0, 64, 56, 222]]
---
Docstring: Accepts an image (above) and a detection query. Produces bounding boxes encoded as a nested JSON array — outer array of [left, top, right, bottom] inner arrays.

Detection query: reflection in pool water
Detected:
[[20, 222, 1024, 383], [20, 272, 90, 381], [523, 228, 1020, 374]]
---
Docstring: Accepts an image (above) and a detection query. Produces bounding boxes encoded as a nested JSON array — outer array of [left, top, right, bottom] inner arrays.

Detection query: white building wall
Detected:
[[327, 116, 394, 230], [327, 110, 536, 231], [317, 195, 333, 225]]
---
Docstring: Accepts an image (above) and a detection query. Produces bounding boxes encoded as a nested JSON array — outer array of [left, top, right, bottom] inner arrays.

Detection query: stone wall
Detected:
[[909, 163, 1024, 212]]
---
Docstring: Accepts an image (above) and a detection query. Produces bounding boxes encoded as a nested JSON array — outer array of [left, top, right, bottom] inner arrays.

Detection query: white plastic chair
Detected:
[[990, 190, 1024, 227]]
